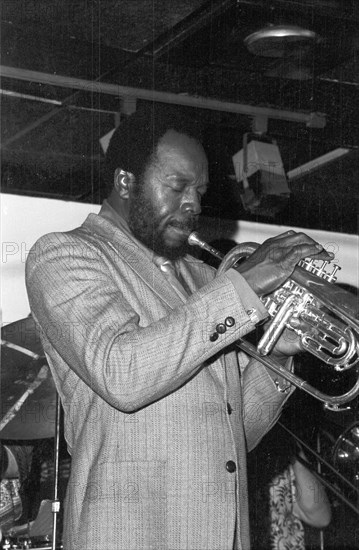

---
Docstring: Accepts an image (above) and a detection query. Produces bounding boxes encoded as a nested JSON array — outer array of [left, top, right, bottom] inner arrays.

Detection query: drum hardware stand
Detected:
[[316, 431, 325, 550], [51, 392, 61, 550]]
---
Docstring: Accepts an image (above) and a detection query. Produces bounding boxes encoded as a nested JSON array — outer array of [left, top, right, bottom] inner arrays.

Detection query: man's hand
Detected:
[[260, 313, 309, 364], [237, 230, 333, 296], [270, 323, 304, 361]]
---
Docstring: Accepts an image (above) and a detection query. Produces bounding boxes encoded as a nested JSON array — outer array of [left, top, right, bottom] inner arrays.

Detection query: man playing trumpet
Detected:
[[25, 104, 332, 550]]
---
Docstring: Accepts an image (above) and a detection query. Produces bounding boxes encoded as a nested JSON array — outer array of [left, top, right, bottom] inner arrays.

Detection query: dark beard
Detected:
[[128, 188, 196, 260]]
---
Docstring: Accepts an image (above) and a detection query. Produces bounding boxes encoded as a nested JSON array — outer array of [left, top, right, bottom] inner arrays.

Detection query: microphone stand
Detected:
[[51, 393, 61, 550]]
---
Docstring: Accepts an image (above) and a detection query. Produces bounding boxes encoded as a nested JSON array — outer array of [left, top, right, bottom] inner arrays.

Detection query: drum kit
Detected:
[[1, 317, 62, 550]]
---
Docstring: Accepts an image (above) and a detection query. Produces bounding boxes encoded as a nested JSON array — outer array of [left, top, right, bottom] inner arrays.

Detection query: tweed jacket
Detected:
[[25, 208, 293, 550]]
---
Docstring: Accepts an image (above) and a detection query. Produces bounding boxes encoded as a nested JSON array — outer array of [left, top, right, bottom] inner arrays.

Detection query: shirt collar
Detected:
[[99, 199, 130, 235]]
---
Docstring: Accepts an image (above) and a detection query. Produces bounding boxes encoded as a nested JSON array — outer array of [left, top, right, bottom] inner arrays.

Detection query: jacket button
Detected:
[[225, 317, 235, 327], [209, 332, 219, 342], [216, 323, 226, 334], [226, 460, 236, 473]]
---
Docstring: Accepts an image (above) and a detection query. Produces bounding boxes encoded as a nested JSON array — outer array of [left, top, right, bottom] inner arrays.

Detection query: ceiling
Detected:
[[1, 0, 359, 233]]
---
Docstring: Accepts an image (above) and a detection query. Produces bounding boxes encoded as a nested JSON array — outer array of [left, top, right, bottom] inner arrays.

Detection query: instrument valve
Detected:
[[326, 264, 341, 283], [260, 295, 277, 315], [299, 258, 316, 272], [283, 280, 295, 292], [267, 301, 279, 317], [283, 280, 308, 301], [300, 257, 341, 283]]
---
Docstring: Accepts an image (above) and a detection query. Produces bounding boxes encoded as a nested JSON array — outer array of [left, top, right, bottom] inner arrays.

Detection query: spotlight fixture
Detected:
[[244, 24, 319, 58]]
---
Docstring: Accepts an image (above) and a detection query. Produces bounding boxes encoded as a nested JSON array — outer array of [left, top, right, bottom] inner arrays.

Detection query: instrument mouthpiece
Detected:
[[187, 232, 224, 260], [188, 232, 204, 247]]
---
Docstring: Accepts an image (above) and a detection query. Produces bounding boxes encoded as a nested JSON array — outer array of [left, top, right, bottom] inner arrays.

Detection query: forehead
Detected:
[[155, 129, 208, 175]]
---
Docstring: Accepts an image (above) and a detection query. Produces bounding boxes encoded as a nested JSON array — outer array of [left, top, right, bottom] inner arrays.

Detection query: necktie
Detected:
[[154, 257, 189, 302]]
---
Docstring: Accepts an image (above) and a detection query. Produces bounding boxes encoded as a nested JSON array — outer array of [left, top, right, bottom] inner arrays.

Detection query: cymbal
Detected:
[[1, 316, 56, 440]]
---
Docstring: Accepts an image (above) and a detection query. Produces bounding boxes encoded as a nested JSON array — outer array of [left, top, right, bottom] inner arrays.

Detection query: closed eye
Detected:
[[170, 185, 185, 193]]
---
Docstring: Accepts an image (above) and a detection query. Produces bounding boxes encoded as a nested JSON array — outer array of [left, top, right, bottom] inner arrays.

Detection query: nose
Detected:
[[180, 188, 201, 216]]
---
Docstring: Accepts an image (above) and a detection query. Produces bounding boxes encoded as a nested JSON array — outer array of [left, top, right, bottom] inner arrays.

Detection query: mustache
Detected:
[[169, 217, 199, 232]]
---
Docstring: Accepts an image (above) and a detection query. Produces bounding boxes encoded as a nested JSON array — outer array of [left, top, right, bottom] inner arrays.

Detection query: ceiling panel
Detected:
[[1, 0, 206, 52]]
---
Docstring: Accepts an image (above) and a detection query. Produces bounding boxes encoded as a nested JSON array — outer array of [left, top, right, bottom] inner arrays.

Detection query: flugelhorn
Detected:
[[188, 231, 359, 410]]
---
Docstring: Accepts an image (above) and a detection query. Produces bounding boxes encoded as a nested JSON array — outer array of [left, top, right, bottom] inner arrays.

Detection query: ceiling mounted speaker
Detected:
[[244, 24, 320, 58]]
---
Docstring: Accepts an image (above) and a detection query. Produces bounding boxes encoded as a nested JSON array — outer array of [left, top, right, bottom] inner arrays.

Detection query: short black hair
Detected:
[[104, 103, 204, 190]]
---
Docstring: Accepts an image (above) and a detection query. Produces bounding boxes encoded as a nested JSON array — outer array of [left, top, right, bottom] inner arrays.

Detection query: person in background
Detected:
[[0, 443, 32, 534], [248, 422, 331, 550], [25, 104, 332, 550], [0, 440, 70, 540]]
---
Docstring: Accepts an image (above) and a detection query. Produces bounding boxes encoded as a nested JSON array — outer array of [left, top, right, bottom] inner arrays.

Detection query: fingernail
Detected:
[[315, 244, 323, 250]]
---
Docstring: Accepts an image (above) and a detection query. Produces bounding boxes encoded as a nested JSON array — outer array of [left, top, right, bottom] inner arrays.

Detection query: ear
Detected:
[[114, 168, 135, 199]]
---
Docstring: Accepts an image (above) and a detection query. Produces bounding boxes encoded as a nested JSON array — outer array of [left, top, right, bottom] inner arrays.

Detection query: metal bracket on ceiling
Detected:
[[251, 115, 268, 134], [120, 96, 137, 116], [114, 97, 137, 129]]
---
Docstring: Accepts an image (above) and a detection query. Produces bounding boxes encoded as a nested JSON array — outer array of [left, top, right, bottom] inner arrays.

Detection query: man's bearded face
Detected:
[[128, 130, 208, 260]]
